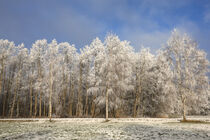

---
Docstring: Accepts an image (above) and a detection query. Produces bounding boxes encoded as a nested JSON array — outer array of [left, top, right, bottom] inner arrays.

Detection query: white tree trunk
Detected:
[[39, 92, 42, 117], [49, 63, 53, 121], [10, 72, 20, 118], [29, 80, 33, 117], [76, 62, 83, 117], [106, 88, 109, 121], [182, 95, 186, 121], [0, 59, 4, 95]]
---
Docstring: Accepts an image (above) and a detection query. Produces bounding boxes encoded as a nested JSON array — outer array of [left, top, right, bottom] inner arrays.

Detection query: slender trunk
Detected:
[[16, 97, 19, 117], [69, 83, 74, 117], [56, 95, 62, 116], [84, 66, 89, 116], [49, 63, 53, 121], [5, 75, 12, 117], [2, 70, 6, 117], [133, 70, 140, 118], [183, 55, 189, 121], [115, 108, 120, 118], [182, 95, 186, 121], [76, 63, 83, 117], [177, 57, 186, 121], [133, 94, 139, 118], [2, 92, 6, 117], [43, 100, 46, 117], [84, 94, 89, 116], [91, 96, 96, 117], [84, 81, 89, 116], [69, 102, 73, 117], [62, 66, 67, 109], [39, 92, 42, 117], [10, 72, 20, 118], [25, 92, 28, 117], [10, 93, 16, 118], [61, 81, 67, 117], [0, 59, 4, 95], [34, 92, 37, 117], [106, 88, 109, 121], [63, 87, 67, 109], [137, 84, 141, 116], [38, 58, 42, 118], [30, 80, 33, 117]]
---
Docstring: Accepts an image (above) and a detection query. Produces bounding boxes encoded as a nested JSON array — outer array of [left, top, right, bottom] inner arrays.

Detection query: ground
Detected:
[[0, 117, 210, 140]]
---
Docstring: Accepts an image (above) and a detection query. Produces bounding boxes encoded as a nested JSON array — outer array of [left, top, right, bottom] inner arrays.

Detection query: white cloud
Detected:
[[204, 10, 210, 23], [203, 3, 210, 23], [120, 27, 170, 53], [175, 20, 210, 60], [53, 8, 106, 46]]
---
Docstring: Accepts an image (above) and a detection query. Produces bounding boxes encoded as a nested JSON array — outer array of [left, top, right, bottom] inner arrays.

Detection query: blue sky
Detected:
[[0, 0, 210, 58]]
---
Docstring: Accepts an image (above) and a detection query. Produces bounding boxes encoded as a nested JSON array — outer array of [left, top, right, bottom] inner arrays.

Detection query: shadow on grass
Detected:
[[0, 120, 39, 122], [179, 119, 210, 124], [101, 119, 111, 123]]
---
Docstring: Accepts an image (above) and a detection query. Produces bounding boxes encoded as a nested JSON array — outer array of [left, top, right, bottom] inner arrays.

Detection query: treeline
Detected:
[[0, 29, 209, 119]]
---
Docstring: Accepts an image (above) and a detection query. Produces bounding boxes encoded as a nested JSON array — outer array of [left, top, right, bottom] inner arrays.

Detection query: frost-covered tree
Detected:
[[132, 48, 155, 117], [0, 40, 16, 117], [0, 31, 209, 118], [0, 40, 15, 96], [28, 57, 36, 117], [10, 44, 28, 118], [101, 34, 134, 120], [30, 40, 47, 117], [86, 37, 105, 117], [42, 39, 59, 121], [165, 29, 209, 120], [76, 47, 86, 117], [145, 50, 177, 117], [81, 45, 94, 116], [56, 42, 77, 117], [68, 59, 79, 117]]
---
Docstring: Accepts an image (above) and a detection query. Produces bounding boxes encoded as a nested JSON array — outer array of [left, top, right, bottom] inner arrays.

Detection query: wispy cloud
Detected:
[[204, 4, 210, 23]]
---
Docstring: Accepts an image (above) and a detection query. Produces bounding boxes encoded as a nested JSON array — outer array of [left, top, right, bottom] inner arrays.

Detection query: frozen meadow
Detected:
[[0, 117, 210, 140]]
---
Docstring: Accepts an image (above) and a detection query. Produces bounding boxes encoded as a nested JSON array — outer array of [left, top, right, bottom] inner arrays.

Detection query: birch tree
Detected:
[[41, 39, 59, 121], [30, 40, 47, 117], [165, 29, 209, 120], [56, 42, 77, 117], [132, 48, 155, 117], [86, 37, 105, 117], [144, 50, 176, 117], [10, 44, 28, 118], [0, 40, 15, 116], [101, 34, 133, 120]]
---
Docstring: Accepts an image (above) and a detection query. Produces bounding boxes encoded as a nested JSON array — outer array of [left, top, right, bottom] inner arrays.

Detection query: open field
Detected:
[[0, 117, 210, 140]]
